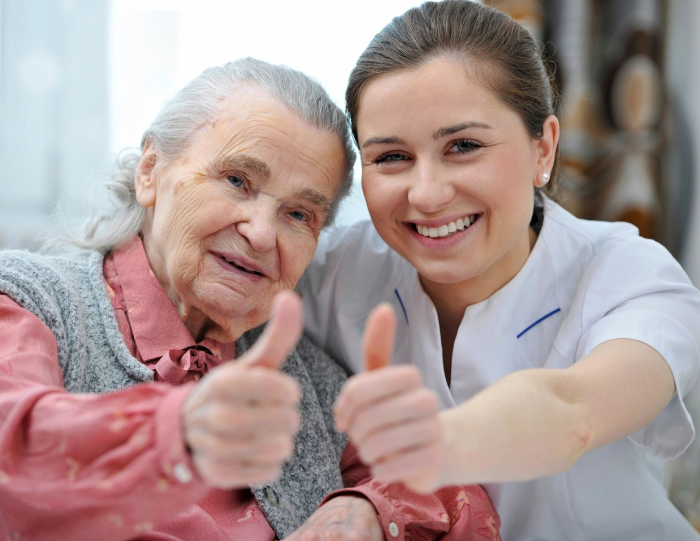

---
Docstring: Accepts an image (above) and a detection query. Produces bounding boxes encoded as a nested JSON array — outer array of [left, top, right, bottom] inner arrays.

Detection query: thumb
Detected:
[[238, 291, 304, 370], [363, 303, 397, 372]]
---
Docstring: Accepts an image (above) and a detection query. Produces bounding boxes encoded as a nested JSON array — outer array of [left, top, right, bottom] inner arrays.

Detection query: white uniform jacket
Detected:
[[297, 197, 700, 541]]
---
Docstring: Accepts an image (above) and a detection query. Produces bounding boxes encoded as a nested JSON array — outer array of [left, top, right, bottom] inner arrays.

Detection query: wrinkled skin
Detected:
[[133, 86, 352, 493], [135, 83, 345, 343]]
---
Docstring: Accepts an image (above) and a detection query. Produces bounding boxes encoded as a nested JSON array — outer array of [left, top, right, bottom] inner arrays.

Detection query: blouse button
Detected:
[[264, 486, 279, 507], [388, 521, 400, 538], [173, 462, 192, 484]]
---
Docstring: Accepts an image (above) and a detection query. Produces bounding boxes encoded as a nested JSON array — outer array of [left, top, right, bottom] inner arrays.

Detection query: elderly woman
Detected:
[[0, 59, 499, 541]]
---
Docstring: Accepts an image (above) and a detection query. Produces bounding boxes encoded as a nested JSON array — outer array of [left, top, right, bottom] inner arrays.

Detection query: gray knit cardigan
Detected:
[[0, 249, 349, 539]]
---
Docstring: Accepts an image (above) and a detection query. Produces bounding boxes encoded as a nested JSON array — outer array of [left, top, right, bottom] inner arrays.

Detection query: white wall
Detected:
[[0, 0, 110, 248], [109, 0, 432, 227]]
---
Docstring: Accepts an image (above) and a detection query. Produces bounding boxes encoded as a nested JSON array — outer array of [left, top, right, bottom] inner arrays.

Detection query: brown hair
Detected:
[[346, 0, 562, 198]]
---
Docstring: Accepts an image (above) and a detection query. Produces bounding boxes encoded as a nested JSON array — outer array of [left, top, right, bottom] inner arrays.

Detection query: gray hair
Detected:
[[53, 57, 355, 253]]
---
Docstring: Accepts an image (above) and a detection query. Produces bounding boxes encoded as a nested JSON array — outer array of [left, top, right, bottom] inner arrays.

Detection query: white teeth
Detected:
[[415, 214, 479, 239]]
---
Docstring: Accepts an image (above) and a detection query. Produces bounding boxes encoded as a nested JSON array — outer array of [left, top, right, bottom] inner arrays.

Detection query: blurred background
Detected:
[[1, 0, 699, 527]]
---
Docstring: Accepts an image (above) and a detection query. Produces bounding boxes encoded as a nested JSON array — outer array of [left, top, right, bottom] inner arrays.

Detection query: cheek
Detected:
[[163, 190, 238, 284], [278, 232, 318, 287], [362, 172, 401, 221]]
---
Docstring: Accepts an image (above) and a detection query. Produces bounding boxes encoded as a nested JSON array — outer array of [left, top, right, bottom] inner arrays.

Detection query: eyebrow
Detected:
[[212, 153, 331, 212], [295, 187, 332, 212], [433, 122, 494, 139], [212, 153, 271, 180], [361, 122, 494, 149], [361, 136, 406, 149]]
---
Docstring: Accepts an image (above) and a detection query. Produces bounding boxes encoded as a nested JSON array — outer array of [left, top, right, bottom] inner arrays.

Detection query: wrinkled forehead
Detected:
[[184, 85, 345, 194]]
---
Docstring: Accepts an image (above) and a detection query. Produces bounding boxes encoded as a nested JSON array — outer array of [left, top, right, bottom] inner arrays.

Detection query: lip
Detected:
[[211, 251, 267, 282], [407, 212, 481, 229], [404, 213, 481, 249]]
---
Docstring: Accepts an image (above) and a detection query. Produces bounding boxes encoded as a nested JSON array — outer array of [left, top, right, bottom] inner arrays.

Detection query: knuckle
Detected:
[[418, 390, 439, 413], [343, 378, 365, 404], [191, 431, 217, 454], [277, 436, 295, 459], [207, 404, 232, 430], [405, 367, 423, 387], [288, 410, 302, 433], [361, 436, 382, 464]]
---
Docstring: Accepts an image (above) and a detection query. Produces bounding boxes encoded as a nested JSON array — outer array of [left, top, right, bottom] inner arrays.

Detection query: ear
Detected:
[[134, 139, 159, 208], [533, 115, 560, 188]]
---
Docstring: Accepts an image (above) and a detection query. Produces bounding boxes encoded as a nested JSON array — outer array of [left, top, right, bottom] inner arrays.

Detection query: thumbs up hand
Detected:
[[334, 304, 443, 493], [182, 291, 303, 488]]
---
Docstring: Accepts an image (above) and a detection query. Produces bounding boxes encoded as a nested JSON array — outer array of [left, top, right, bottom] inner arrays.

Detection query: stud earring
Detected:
[[541, 172, 550, 186]]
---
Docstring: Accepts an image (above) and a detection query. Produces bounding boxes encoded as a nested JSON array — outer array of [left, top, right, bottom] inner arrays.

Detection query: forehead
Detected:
[[186, 85, 345, 194], [357, 58, 521, 140]]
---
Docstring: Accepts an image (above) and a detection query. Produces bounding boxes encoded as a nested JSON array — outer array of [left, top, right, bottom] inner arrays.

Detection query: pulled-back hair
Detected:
[[345, 0, 561, 198], [52, 57, 355, 253]]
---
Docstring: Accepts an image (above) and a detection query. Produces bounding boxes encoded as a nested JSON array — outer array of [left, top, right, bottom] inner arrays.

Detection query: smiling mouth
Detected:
[[412, 214, 480, 238], [219, 255, 264, 276]]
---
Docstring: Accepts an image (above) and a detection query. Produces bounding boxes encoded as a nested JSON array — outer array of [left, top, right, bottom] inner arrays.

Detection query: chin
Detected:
[[196, 284, 267, 320], [415, 261, 482, 285]]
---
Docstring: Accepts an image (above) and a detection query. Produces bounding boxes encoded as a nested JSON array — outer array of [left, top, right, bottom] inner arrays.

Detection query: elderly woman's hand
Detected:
[[182, 292, 304, 488], [285, 496, 383, 541], [335, 304, 444, 493]]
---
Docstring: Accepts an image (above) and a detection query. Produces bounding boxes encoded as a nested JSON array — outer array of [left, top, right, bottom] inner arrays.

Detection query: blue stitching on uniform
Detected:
[[517, 308, 561, 339], [394, 289, 409, 325]]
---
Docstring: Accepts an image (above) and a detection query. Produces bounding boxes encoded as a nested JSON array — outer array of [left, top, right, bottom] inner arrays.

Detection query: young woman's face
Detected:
[[357, 58, 558, 291]]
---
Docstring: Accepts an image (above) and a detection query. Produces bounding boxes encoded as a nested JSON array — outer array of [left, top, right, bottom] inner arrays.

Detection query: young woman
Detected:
[[298, 2, 700, 540]]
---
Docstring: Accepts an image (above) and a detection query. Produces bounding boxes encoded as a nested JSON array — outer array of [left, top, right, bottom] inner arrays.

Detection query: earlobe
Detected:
[[134, 140, 158, 208]]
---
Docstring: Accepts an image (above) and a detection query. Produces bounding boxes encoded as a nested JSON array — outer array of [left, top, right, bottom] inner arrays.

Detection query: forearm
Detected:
[[440, 368, 591, 485], [0, 379, 208, 541]]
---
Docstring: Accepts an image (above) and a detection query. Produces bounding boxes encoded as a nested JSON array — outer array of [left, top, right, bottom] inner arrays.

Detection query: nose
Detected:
[[406, 161, 456, 214], [236, 201, 277, 253]]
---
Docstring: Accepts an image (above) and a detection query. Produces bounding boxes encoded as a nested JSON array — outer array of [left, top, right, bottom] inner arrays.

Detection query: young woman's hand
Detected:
[[334, 304, 444, 493], [182, 291, 303, 488]]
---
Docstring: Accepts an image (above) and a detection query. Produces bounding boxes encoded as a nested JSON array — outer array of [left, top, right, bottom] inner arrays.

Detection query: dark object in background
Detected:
[[487, 0, 693, 260]]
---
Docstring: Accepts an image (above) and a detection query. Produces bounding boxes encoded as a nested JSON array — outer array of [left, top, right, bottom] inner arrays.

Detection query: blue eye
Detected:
[[228, 175, 244, 187], [289, 210, 307, 222]]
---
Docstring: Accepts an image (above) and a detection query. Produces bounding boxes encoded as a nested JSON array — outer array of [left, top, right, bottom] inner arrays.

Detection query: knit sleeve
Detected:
[[0, 294, 209, 541]]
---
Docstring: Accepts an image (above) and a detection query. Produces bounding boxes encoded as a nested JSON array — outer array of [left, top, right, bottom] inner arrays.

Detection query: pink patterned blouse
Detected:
[[0, 237, 501, 541]]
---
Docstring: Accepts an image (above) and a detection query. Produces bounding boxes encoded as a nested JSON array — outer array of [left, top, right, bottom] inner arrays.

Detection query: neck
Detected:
[[420, 226, 537, 330]]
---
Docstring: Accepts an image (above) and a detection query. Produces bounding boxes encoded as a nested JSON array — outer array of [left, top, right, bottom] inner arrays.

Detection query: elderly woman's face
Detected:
[[136, 85, 345, 341]]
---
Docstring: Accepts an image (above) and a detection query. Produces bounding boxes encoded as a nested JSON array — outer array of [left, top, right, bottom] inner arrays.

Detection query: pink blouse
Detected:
[[0, 237, 501, 541]]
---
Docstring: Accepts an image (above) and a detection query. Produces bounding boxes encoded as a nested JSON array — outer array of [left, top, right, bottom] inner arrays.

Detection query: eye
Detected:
[[227, 175, 244, 188], [289, 210, 308, 222], [372, 152, 410, 166], [448, 139, 482, 155]]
